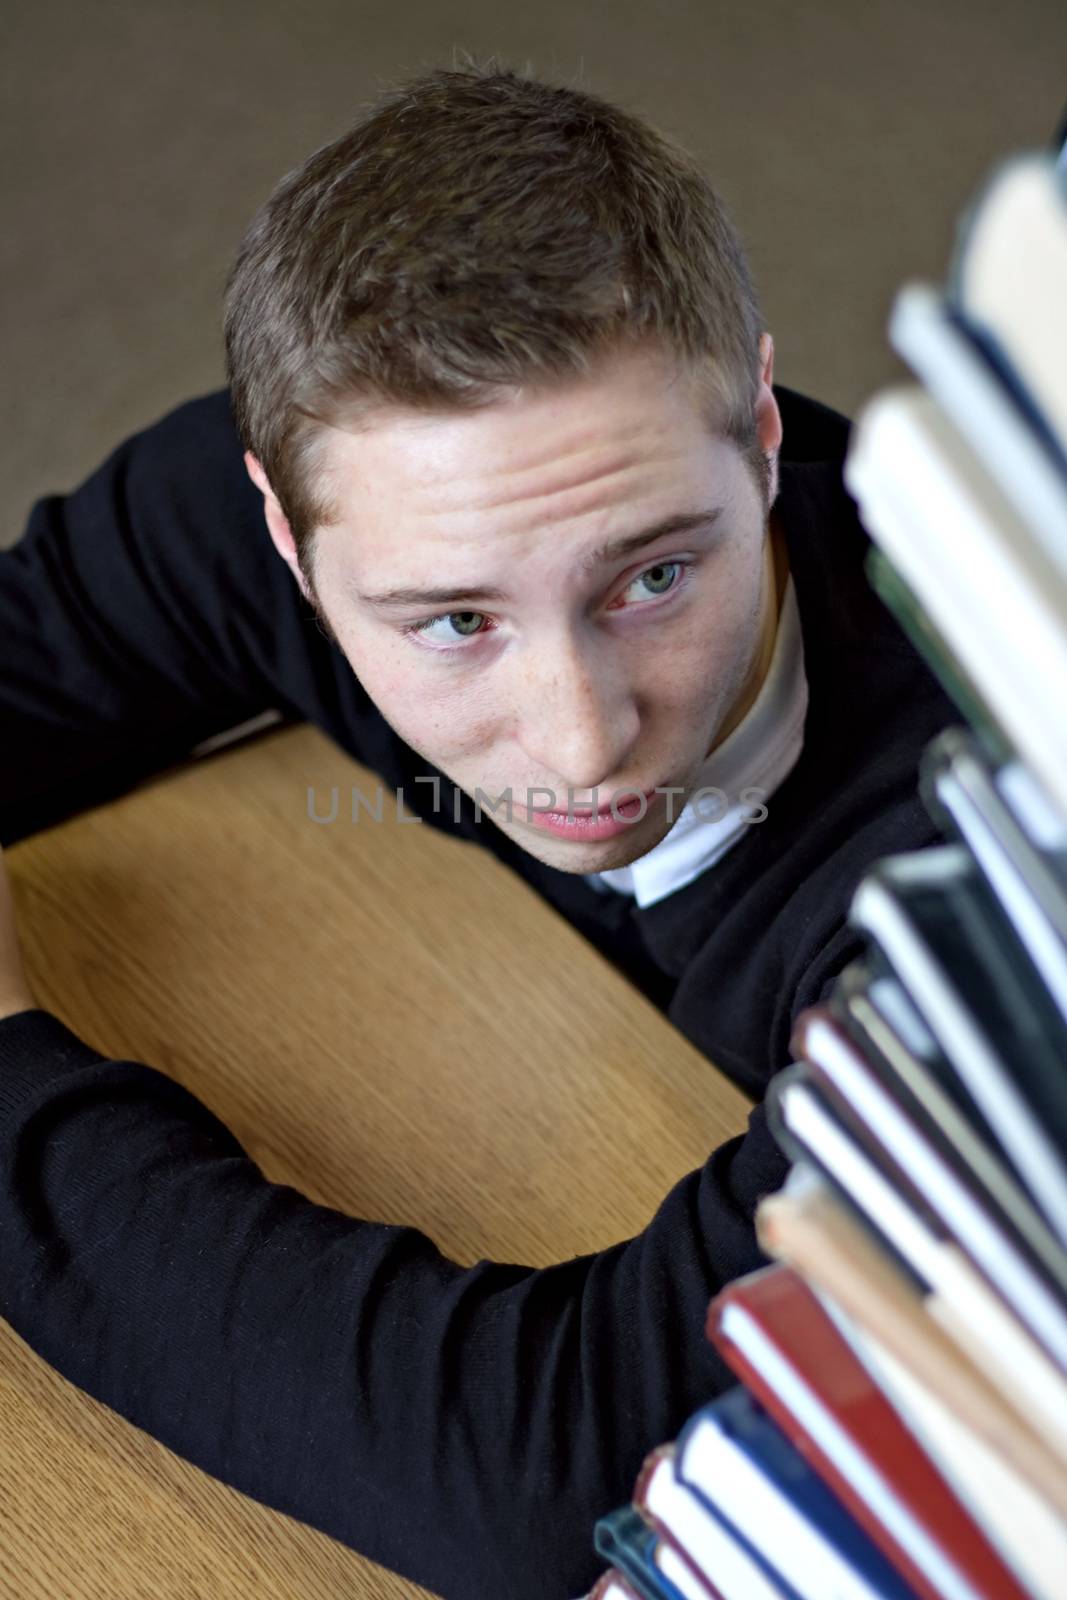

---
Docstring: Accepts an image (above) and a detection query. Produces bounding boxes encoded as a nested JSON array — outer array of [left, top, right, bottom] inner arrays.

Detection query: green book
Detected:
[[864, 546, 1013, 765]]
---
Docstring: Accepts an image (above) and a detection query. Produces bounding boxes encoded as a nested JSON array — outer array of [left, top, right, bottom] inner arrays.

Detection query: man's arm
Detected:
[[1, 391, 435, 847], [0, 987, 782, 1600]]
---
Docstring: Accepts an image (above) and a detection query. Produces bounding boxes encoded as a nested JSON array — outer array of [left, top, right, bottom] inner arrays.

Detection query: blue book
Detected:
[[674, 1388, 922, 1600], [593, 1505, 690, 1600]]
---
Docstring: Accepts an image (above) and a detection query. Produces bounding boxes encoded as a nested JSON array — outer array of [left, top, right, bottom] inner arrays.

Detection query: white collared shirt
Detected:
[[583, 574, 808, 909]]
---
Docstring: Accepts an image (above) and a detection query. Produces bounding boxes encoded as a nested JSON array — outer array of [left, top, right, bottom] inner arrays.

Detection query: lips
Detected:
[[515, 787, 664, 842], [554, 788, 657, 816]]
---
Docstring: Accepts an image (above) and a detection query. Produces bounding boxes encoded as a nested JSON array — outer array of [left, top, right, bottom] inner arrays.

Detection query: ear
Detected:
[[243, 451, 315, 604], [754, 333, 782, 503]]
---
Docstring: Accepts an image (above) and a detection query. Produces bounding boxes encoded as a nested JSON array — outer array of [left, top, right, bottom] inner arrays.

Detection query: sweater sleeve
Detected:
[[0, 390, 431, 848], [0, 1005, 782, 1600]]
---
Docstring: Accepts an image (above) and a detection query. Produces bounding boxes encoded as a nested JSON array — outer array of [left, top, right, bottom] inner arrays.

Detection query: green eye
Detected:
[[611, 556, 698, 612], [638, 563, 680, 595], [403, 609, 490, 644], [447, 612, 485, 636]]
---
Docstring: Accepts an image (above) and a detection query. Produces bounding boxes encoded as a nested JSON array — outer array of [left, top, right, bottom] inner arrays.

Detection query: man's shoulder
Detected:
[[772, 382, 920, 665], [97, 387, 260, 559], [123, 386, 244, 477], [771, 382, 865, 582], [773, 383, 851, 466], [111, 386, 272, 579], [75, 385, 324, 692]]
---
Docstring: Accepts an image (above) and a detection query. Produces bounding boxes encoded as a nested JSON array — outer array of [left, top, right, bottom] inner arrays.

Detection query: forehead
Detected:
[[307, 341, 745, 597]]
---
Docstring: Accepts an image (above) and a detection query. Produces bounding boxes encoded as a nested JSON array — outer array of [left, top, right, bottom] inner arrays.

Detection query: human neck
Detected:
[[706, 510, 789, 753]]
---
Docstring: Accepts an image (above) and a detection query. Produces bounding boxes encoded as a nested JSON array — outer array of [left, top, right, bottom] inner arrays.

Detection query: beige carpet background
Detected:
[[3, 0, 1065, 543]]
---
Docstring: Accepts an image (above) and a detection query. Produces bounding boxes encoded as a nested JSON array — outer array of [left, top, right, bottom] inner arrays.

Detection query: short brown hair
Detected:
[[223, 57, 767, 591]]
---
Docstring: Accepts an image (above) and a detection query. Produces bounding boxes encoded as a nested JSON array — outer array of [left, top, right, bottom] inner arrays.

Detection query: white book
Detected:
[[994, 758, 1067, 854], [656, 1539, 719, 1600], [844, 384, 1067, 823], [888, 282, 1067, 585], [952, 153, 1067, 458], [675, 1400, 912, 1600], [641, 1450, 786, 1600]]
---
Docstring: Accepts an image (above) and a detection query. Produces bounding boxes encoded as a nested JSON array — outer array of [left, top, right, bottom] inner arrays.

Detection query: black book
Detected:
[[919, 727, 1067, 1027], [849, 844, 1067, 1248], [831, 958, 1067, 1304]]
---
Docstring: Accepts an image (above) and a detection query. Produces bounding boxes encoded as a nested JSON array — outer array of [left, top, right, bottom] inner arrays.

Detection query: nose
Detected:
[[514, 634, 640, 796]]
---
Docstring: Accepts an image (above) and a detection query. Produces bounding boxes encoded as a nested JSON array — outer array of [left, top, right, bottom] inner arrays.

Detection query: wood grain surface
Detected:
[[1, 722, 752, 1600]]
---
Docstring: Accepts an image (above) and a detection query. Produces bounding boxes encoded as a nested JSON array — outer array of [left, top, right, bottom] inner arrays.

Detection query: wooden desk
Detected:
[[1, 722, 752, 1600]]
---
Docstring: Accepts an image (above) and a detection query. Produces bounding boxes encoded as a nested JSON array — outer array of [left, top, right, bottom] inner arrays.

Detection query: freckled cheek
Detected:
[[663, 601, 752, 706], [344, 644, 409, 714], [352, 648, 498, 762]]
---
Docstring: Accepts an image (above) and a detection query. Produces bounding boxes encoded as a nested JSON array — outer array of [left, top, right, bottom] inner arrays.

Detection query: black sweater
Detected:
[[0, 385, 957, 1600]]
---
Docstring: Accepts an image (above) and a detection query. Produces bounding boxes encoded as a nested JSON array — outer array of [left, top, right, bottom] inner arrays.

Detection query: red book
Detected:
[[708, 1262, 1029, 1600], [589, 1570, 642, 1600]]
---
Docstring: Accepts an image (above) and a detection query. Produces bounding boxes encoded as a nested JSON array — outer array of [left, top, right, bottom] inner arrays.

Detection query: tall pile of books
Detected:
[[583, 142, 1067, 1600]]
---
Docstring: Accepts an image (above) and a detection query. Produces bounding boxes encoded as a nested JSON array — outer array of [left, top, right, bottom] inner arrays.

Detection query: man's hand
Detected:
[[0, 844, 35, 1020]]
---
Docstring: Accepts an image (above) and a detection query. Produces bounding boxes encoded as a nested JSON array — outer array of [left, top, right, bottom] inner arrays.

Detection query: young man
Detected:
[[0, 62, 955, 1600]]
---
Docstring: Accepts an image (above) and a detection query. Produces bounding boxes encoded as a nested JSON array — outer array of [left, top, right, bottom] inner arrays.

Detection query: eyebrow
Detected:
[[353, 507, 725, 610]]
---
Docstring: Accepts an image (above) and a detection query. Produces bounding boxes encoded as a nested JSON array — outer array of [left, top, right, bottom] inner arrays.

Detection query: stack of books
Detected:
[[582, 145, 1067, 1600]]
